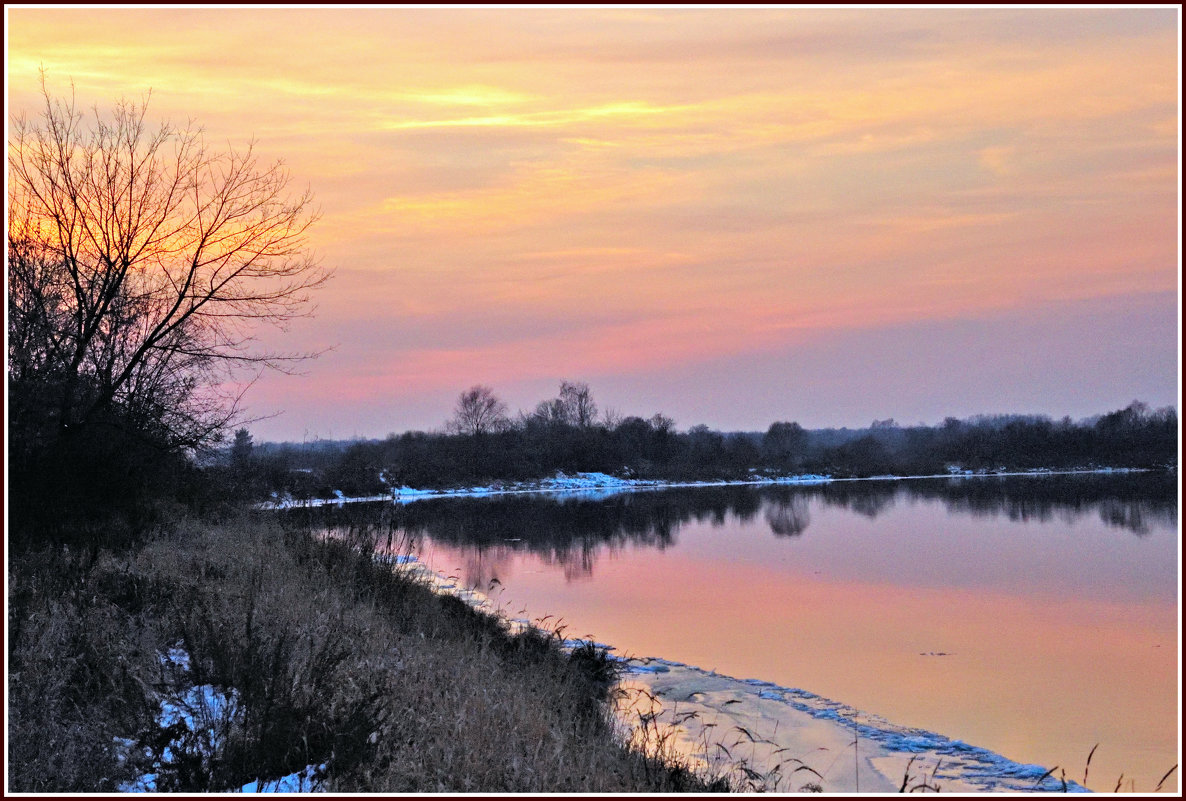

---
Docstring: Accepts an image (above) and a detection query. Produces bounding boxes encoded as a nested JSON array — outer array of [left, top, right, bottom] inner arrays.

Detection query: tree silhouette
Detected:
[[8, 80, 329, 455], [449, 385, 510, 436], [559, 380, 598, 428], [231, 428, 254, 469]]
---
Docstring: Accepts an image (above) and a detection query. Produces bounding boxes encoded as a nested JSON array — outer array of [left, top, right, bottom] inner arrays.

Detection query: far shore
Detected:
[[260, 465, 1157, 510]]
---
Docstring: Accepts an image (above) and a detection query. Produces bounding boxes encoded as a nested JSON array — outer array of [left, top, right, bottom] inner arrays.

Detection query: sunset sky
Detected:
[[6, 7, 1180, 441]]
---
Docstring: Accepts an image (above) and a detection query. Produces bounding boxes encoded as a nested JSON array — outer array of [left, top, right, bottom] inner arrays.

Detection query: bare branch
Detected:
[[8, 80, 331, 451]]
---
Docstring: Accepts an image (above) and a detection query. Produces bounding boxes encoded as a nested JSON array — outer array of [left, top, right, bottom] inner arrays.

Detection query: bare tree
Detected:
[[523, 381, 598, 428], [559, 380, 598, 428], [600, 405, 622, 429], [7, 81, 328, 452], [648, 413, 675, 434], [528, 397, 569, 427], [449, 385, 510, 436]]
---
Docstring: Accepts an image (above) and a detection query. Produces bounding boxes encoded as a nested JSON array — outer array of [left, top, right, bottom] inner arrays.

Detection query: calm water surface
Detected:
[[303, 473, 1179, 793]]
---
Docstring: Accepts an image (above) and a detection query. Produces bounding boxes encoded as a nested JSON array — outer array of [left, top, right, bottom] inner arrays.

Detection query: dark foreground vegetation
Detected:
[[8, 515, 726, 792], [240, 383, 1177, 502]]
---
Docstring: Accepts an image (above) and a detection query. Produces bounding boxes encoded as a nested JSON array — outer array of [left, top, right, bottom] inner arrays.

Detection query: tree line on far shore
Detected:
[[227, 383, 1178, 502]]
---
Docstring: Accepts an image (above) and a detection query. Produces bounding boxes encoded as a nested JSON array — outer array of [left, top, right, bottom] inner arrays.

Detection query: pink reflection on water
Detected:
[[411, 491, 1178, 792]]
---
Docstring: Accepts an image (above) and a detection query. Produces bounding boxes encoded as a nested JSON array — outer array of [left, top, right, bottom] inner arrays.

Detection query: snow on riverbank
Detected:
[[119, 552, 1090, 792], [116, 648, 327, 793], [262, 470, 833, 510], [261, 467, 1153, 511]]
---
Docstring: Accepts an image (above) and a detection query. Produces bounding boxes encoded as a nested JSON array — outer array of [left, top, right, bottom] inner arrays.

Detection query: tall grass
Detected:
[[7, 515, 728, 792]]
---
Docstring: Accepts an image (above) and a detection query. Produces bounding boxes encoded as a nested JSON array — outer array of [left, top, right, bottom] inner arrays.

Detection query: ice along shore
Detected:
[[391, 553, 1087, 794]]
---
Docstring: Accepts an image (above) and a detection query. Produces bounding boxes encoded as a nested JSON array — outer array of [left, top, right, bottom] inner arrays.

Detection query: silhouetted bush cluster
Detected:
[[7, 381, 222, 546], [6, 399, 247, 548]]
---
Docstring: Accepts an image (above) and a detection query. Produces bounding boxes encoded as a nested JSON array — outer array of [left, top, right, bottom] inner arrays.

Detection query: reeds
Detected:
[[612, 681, 830, 792], [7, 514, 727, 792]]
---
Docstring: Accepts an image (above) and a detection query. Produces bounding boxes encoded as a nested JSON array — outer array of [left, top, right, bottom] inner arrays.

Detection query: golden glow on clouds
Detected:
[[7, 7, 1179, 425], [377, 100, 687, 131], [403, 85, 536, 107]]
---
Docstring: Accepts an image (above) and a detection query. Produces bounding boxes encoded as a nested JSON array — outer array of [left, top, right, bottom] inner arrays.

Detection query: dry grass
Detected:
[[7, 515, 728, 792]]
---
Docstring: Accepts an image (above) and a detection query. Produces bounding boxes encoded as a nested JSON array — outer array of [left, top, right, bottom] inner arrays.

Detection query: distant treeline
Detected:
[[227, 383, 1177, 501]]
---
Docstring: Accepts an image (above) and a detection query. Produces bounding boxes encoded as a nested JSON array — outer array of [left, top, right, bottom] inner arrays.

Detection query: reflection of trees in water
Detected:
[[896, 473, 1177, 536], [455, 545, 516, 594], [297, 486, 762, 581], [1097, 500, 1154, 536], [764, 495, 810, 537], [554, 546, 598, 582], [797, 473, 1176, 536], [812, 483, 898, 519], [290, 472, 1177, 581], [456, 540, 602, 587]]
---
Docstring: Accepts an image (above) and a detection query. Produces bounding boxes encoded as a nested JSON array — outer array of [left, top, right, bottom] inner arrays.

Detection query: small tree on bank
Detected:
[[526, 380, 599, 429], [559, 380, 598, 428], [231, 428, 255, 469]]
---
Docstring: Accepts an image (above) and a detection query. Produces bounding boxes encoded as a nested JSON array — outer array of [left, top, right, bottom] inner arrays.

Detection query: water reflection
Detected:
[[884, 473, 1179, 535], [295, 472, 1176, 583], [764, 495, 810, 537], [808, 472, 1178, 535], [303, 485, 763, 585]]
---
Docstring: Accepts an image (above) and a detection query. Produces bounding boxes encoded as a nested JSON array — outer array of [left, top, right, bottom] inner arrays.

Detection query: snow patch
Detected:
[[118, 646, 329, 793], [118, 682, 241, 793], [625, 659, 1090, 793], [239, 763, 327, 793]]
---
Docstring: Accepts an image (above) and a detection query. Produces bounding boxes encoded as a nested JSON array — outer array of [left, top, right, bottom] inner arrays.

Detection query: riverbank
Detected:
[[261, 466, 1153, 510], [6, 517, 726, 793], [14, 472, 1163, 791]]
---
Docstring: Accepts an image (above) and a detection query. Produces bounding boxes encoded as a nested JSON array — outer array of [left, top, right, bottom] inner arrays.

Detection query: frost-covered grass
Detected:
[[7, 515, 726, 793]]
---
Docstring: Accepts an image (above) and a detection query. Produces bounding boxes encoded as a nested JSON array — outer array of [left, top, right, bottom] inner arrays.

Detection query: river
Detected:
[[295, 472, 1179, 792]]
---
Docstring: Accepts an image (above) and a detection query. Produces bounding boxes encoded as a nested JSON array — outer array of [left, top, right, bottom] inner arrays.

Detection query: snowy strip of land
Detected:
[[259, 467, 1149, 510], [258, 470, 832, 509]]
